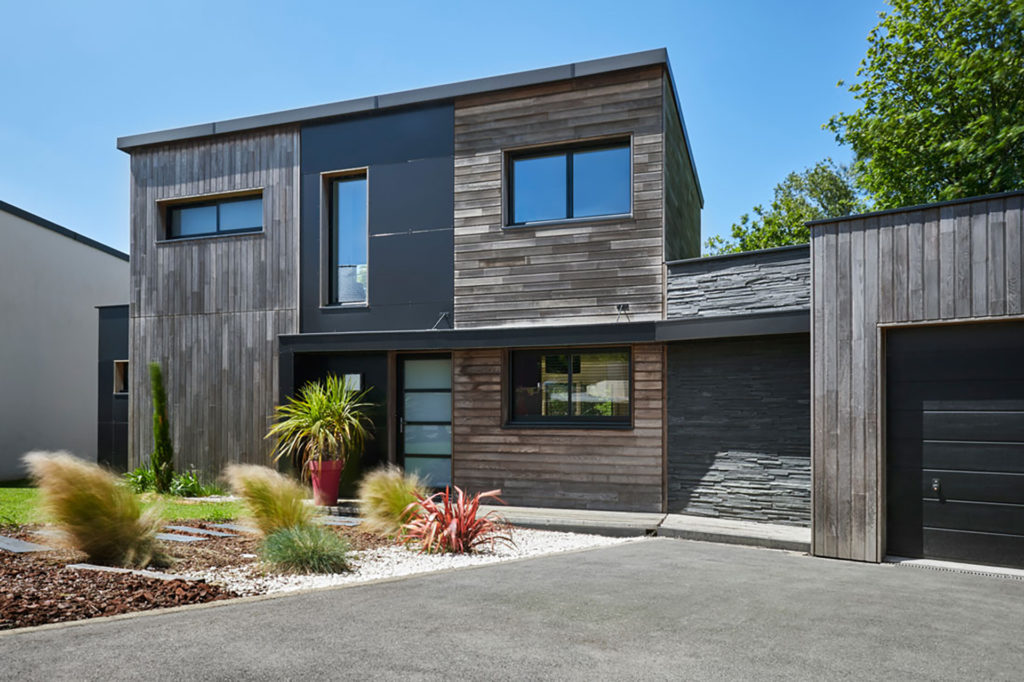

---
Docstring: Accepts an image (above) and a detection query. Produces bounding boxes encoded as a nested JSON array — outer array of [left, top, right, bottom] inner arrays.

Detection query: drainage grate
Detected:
[[885, 556, 1024, 581]]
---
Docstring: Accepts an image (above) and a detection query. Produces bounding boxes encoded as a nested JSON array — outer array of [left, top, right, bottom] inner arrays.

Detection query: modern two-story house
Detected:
[[114, 49, 1024, 570], [115, 49, 810, 523]]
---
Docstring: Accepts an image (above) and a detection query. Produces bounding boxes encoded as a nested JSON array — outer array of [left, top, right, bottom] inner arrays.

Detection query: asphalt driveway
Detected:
[[3, 538, 1022, 680]]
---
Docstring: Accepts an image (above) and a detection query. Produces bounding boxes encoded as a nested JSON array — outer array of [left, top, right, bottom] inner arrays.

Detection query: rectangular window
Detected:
[[509, 348, 630, 426], [330, 174, 368, 304], [166, 195, 262, 239], [508, 141, 630, 225], [113, 360, 128, 394]]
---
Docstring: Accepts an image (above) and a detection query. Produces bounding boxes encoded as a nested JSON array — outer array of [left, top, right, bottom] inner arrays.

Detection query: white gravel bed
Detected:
[[185, 528, 643, 596]]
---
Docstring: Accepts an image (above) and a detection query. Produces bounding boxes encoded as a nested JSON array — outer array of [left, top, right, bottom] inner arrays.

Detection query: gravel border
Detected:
[[185, 528, 644, 596]]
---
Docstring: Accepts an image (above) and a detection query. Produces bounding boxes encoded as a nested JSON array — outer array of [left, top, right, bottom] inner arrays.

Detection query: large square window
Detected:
[[508, 141, 630, 225], [509, 348, 631, 426], [330, 174, 368, 304], [166, 195, 262, 239]]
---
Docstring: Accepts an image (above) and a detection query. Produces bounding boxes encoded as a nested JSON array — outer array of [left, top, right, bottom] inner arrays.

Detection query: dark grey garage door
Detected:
[[886, 321, 1024, 568]]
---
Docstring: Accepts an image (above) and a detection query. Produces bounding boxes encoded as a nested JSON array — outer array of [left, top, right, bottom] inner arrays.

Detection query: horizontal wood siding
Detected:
[[128, 129, 300, 477], [811, 193, 1024, 562], [453, 67, 665, 328], [452, 345, 664, 511]]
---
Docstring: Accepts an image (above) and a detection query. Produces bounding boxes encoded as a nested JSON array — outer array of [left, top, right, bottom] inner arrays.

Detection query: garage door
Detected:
[[886, 321, 1024, 568]]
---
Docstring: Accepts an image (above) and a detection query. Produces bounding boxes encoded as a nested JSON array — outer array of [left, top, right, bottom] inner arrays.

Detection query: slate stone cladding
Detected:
[[667, 245, 810, 318], [667, 334, 811, 527]]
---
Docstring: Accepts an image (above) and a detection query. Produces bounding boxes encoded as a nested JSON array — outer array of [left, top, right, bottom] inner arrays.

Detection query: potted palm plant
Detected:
[[267, 375, 374, 506]]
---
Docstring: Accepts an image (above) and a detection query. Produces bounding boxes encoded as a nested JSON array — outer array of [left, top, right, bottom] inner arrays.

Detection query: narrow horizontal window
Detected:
[[330, 174, 368, 304], [166, 195, 262, 239], [509, 348, 631, 426], [508, 141, 630, 225]]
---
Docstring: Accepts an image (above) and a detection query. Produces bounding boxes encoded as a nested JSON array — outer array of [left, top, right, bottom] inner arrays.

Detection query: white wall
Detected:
[[0, 208, 128, 479]]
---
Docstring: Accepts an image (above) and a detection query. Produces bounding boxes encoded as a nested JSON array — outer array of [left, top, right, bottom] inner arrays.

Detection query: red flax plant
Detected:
[[400, 486, 515, 554]]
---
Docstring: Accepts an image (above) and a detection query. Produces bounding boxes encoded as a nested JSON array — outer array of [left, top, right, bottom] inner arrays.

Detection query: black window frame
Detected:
[[326, 171, 369, 306], [506, 138, 632, 227], [506, 347, 633, 429], [164, 193, 263, 240]]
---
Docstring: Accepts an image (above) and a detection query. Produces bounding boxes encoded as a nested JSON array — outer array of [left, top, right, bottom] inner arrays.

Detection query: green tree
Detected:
[[827, 0, 1024, 208], [705, 159, 864, 255], [149, 362, 174, 493]]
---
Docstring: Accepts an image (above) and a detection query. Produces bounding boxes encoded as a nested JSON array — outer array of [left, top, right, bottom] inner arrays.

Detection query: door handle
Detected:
[[931, 478, 941, 495], [398, 416, 404, 434]]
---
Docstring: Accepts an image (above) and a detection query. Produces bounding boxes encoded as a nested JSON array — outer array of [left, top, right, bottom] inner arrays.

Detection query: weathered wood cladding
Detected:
[[662, 77, 700, 261], [452, 345, 664, 511], [667, 246, 810, 319], [452, 67, 666, 328], [811, 193, 1024, 562], [128, 129, 301, 476]]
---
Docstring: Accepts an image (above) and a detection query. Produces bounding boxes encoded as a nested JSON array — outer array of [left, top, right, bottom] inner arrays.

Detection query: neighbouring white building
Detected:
[[0, 200, 128, 480]]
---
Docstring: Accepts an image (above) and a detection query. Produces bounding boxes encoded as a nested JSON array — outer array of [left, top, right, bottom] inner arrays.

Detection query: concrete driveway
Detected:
[[3, 538, 1022, 680]]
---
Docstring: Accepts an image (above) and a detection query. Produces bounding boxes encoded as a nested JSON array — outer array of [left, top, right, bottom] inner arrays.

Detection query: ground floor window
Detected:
[[509, 348, 630, 426]]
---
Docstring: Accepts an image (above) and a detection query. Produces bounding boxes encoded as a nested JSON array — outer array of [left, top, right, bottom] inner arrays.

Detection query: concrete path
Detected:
[[3, 539, 1021, 680], [480, 504, 810, 551]]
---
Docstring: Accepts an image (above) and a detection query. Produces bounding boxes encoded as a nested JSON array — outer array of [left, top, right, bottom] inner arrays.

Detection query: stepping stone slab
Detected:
[[155, 532, 206, 543], [0, 534, 52, 553], [164, 525, 238, 538], [67, 563, 191, 581], [316, 516, 362, 527], [209, 523, 258, 533]]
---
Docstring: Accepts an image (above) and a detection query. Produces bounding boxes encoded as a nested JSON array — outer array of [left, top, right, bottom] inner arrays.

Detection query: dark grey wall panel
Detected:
[[292, 352, 390, 496], [97, 305, 129, 472], [667, 334, 811, 526], [667, 245, 810, 319], [300, 104, 455, 334]]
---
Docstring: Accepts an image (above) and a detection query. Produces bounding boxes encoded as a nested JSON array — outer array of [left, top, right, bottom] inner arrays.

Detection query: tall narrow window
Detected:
[[330, 174, 368, 304]]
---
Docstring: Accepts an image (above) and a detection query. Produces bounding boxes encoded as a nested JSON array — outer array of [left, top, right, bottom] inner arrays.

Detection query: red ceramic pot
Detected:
[[309, 460, 344, 506]]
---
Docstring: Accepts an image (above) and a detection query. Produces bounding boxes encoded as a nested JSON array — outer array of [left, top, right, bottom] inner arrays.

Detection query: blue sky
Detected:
[[0, 0, 884, 253]]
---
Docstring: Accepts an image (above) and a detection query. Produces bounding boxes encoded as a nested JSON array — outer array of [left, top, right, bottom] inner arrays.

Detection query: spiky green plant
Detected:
[[266, 375, 374, 479], [223, 464, 313, 536], [261, 525, 350, 574], [357, 465, 427, 536], [149, 362, 174, 493], [23, 451, 168, 568]]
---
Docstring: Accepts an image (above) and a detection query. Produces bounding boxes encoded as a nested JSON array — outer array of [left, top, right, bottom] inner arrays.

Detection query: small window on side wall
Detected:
[[329, 173, 368, 304], [113, 360, 128, 395], [166, 194, 263, 239], [509, 348, 630, 426], [508, 141, 630, 226]]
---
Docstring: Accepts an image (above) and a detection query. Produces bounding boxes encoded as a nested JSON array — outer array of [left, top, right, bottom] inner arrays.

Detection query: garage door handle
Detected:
[[931, 478, 941, 495]]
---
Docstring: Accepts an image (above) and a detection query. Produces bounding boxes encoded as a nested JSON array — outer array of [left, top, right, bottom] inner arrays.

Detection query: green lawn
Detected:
[[0, 481, 243, 526]]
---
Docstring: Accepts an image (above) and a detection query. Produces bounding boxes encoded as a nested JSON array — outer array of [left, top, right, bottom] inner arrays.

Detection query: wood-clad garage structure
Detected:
[[810, 190, 1024, 567]]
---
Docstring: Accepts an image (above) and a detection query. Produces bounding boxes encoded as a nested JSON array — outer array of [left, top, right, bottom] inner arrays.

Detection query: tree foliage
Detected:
[[705, 159, 865, 255], [827, 0, 1024, 208], [149, 362, 174, 494]]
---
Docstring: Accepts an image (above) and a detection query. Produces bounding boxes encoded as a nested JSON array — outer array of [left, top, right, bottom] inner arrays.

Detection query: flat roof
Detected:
[[116, 49, 701, 201], [0, 199, 128, 261], [117, 49, 670, 150], [806, 188, 1024, 228]]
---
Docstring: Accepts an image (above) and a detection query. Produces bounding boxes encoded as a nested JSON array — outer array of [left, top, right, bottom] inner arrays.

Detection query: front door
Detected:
[[398, 355, 452, 488]]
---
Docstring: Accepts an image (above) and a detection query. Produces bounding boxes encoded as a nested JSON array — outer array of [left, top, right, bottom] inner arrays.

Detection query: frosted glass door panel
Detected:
[[404, 359, 452, 390], [404, 392, 451, 422], [403, 424, 452, 455], [405, 457, 451, 488]]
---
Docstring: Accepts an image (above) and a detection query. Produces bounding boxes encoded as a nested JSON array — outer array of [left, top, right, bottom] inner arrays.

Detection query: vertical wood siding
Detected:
[[811, 193, 1024, 562], [451, 345, 664, 511], [128, 129, 300, 476], [452, 67, 666, 328]]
